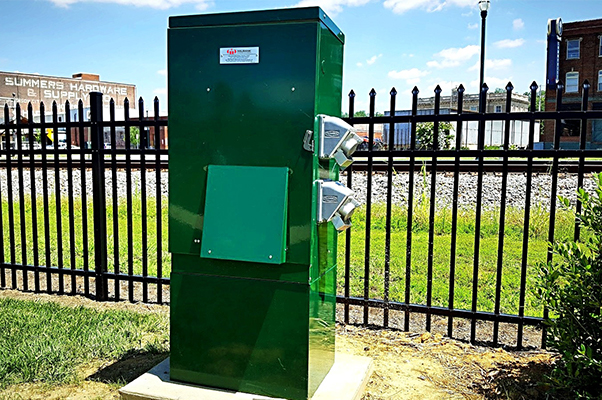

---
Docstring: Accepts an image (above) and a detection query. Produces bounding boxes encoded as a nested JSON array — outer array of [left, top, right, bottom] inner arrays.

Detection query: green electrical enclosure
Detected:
[[168, 7, 345, 400]]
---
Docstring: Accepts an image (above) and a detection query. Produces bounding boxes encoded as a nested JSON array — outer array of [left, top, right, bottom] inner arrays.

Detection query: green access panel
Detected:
[[201, 165, 288, 264]]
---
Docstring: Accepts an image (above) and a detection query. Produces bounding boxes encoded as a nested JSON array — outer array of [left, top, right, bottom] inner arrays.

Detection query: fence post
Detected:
[[90, 92, 108, 301]]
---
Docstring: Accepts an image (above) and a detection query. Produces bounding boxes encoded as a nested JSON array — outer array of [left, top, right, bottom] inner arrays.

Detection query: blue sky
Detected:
[[0, 0, 600, 113]]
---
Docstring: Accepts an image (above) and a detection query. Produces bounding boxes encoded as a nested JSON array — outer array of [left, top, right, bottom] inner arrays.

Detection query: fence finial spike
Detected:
[[412, 86, 419, 95], [390, 87, 397, 96], [369, 88, 377, 96], [349, 89, 355, 98], [556, 80, 565, 90], [457, 84, 465, 92], [481, 83, 489, 91], [530, 81, 538, 91], [583, 79, 590, 90], [434, 85, 442, 94], [505, 81, 514, 91]]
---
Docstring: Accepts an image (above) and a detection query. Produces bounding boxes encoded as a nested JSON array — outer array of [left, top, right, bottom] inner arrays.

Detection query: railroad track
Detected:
[[351, 160, 602, 173], [1, 159, 602, 173]]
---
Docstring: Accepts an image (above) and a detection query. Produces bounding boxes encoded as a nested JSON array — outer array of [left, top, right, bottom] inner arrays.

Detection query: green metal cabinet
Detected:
[[168, 7, 344, 399]]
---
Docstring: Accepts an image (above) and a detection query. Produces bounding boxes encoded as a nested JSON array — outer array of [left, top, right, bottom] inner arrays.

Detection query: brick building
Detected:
[[544, 18, 602, 148], [1, 71, 168, 150]]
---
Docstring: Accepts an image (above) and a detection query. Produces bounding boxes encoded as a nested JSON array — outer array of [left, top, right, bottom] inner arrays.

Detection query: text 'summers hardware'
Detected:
[[168, 7, 358, 400]]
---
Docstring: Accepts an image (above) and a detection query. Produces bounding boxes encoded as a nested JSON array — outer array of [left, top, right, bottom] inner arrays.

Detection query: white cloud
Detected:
[[388, 68, 429, 85], [48, 0, 212, 10], [425, 80, 462, 95], [292, 0, 370, 15], [366, 54, 382, 65], [153, 88, 167, 95], [157, 69, 167, 76], [467, 22, 478, 29], [384, 0, 474, 14], [470, 76, 513, 90], [468, 58, 512, 72], [427, 44, 480, 69], [357, 62, 363, 67], [494, 38, 525, 48], [513, 18, 524, 31]]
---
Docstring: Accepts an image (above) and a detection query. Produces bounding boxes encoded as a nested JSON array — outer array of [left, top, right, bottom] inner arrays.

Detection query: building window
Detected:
[[470, 106, 478, 111], [494, 105, 502, 113], [563, 119, 581, 137], [599, 36, 602, 56], [566, 71, 579, 93], [567, 39, 580, 59], [599, 70, 602, 91]]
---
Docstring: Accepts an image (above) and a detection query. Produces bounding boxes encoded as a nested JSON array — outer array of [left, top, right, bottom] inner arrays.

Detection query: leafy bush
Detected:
[[537, 172, 602, 398], [416, 122, 454, 150]]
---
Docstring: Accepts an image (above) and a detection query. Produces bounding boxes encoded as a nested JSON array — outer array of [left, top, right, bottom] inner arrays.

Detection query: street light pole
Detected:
[[478, 0, 490, 92]]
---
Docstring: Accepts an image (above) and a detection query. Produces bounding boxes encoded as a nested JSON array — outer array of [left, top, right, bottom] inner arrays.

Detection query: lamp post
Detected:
[[478, 0, 490, 92]]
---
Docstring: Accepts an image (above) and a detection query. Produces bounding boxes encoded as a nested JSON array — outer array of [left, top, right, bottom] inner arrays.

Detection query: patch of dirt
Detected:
[[1, 269, 170, 305], [1, 381, 120, 400], [0, 286, 168, 315], [338, 325, 556, 399], [0, 289, 556, 399]]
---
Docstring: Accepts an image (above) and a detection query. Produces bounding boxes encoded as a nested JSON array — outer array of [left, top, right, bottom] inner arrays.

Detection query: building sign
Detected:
[[546, 18, 562, 91], [0, 71, 136, 114]]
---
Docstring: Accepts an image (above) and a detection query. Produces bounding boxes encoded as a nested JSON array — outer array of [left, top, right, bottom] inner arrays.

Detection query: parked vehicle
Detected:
[[357, 136, 385, 151]]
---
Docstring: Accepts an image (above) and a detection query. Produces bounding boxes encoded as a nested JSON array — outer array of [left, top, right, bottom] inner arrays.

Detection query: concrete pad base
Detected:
[[119, 353, 372, 400]]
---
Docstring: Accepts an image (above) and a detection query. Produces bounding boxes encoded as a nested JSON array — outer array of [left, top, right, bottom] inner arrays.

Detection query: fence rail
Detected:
[[1, 81, 602, 349]]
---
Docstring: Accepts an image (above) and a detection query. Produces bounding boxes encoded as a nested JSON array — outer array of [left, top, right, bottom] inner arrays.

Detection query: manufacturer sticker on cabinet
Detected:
[[220, 47, 259, 64]]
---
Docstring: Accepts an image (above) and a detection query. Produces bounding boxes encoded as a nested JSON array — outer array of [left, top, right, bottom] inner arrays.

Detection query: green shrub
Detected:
[[537, 172, 602, 398]]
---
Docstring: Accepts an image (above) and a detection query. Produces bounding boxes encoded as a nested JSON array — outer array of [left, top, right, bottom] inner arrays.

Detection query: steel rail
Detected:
[[1, 158, 602, 173]]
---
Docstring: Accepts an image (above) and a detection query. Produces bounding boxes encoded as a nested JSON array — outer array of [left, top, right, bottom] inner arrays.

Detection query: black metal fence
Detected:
[[1, 82, 602, 349], [0, 92, 168, 304]]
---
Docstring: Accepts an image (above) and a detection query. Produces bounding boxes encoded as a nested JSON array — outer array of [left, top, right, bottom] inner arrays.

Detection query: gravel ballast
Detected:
[[0, 169, 596, 210]]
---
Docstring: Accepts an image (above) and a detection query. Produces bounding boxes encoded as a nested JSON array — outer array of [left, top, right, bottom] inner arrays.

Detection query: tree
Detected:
[[341, 110, 384, 118], [524, 90, 546, 136], [415, 122, 454, 150], [493, 88, 506, 94], [523, 90, 545, 111], [129, 127, 140, 148]]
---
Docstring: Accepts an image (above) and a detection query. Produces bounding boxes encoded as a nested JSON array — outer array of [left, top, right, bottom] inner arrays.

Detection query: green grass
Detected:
[[0, 297, 169, 387], [0, 194, 170, 278], [337, 202, 577, 318], [1, 191, 578, 318]]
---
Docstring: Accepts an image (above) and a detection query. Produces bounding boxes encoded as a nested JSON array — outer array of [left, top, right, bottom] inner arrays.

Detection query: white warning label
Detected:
[[219, 47, 260, 64]]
